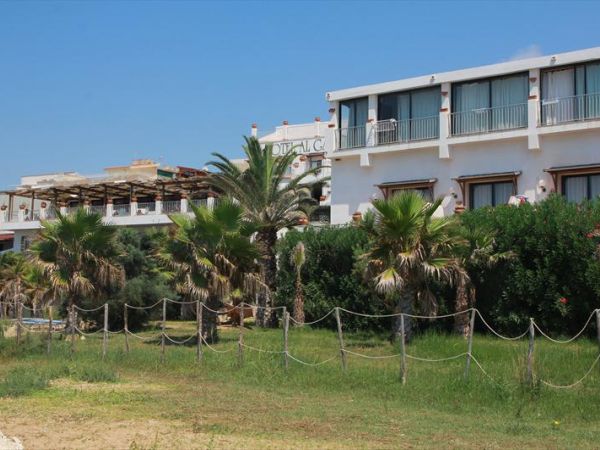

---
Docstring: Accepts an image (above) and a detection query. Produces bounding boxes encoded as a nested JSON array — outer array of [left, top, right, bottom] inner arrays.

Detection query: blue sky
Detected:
[[0, 1, 599, 188]]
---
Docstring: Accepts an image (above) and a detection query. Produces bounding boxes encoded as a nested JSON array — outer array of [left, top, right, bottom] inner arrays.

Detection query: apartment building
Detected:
[[326, 47, 600, 223]]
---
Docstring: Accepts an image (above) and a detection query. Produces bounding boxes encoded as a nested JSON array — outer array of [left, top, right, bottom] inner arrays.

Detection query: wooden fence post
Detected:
[[102, 303, 108, 360], [400, 313, 407, 384], [526, 318, 535, 385], [196, 300, 202, 363], [283, 308, 289, 370], [596, 309, 600, 372], [15, 301, 22, 346], [70, 305, 76, 356], [47, 305, 53, 355], [161, 299, 166, 363], [464, 309, 476, 381], [238, 302, 245, 367], [334, 307, 347, 372], [124, 304, 130, 354]]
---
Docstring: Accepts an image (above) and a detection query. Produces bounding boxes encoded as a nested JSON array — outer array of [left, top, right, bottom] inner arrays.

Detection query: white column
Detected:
[[60, 204, 67, 215], [106, 201, 114, 218], [251, 123, 258, 138], [366, 94, 377, 147], [0, 208, 6, 223], [180, 197, 188, 213], [328, 100, 339, 150], [282, 121, 289, 140], [155, 198, 163, 214], [130, 199, 138, 216], [438, 82, 451, 159], [207, 195, 215, 210], [528, 68, 541, 151], [39, 203, 47, 220], [83, 201, 91, 213], [314, 117, 321, 136]]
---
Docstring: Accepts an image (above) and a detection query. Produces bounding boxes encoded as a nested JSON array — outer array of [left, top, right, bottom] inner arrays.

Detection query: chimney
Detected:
[[251, 123, 258, 138]]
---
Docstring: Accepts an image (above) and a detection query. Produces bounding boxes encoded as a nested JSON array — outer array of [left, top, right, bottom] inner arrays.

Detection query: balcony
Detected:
[[374, 117, 439, 145], [541, 93, 600, 126], [336, 125, 366, 150], [450, 103, 528, 136]]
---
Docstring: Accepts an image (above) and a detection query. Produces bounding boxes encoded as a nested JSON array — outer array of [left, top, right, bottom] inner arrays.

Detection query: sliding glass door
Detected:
[[339, 98, 368, 149]]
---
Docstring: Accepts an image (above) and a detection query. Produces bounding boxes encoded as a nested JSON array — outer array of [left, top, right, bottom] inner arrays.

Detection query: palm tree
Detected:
[[208, 136, 323, 327], [160, 198, 264, 343], [30, 209, 124, 319], [291, 241, 306, 325], [362, 191, 463, 341], [0, 252, 30, 319], [453, 223, 513, 337]]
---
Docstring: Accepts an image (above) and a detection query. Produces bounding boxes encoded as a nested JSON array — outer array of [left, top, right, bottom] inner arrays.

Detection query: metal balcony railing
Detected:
[[450, 103, 528, 136], [89, 205, 106, 216], [541, 92, 600, 126], [162, 200, 181, 214], [135, 202, 156, 215], [375, 116, 439, 145], [190, 198, 208, 208], [112, 204, 131, 217], [337, 125, 366, 150]]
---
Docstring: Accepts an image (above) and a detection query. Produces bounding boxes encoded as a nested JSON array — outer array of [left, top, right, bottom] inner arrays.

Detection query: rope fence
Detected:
[[1, 300, 600, 389]]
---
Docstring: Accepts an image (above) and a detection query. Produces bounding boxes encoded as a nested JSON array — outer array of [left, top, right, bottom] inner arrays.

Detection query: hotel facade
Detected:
[[326, 47, 600, 224]]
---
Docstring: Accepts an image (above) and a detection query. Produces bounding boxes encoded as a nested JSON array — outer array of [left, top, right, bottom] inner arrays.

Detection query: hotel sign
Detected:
[[270, 137, 326, 156]]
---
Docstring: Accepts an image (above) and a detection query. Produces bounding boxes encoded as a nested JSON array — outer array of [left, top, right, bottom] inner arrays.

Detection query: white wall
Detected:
[[331, 128, 600, 224]]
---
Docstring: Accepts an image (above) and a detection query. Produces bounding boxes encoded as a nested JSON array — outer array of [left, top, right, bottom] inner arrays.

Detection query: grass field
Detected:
[[1, 319, 600, 449]]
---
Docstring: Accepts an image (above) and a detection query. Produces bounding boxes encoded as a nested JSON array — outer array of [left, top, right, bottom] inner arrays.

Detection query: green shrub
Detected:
[[461, 195, 600, 335], [276, 226, 391, 331], [0, 367, 49, 397]]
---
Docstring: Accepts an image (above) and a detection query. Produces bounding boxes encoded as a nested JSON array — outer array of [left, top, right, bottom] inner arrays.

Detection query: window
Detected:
[[339, 98, 368, 149], [452, 73, 528, 135], [377, 87, 440, 143], [390, 187, 433, 202], [309, 158, 322, 170], [469, 181, 514, 209], [542, 61, 600, 124], [562, 174, 600, 202]]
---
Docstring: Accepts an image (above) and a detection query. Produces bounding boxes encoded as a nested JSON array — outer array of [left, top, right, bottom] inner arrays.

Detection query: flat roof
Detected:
[[326, 47, 600, 101]]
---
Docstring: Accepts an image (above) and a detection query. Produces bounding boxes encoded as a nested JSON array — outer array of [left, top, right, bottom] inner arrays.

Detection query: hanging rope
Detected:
[[406, 352, 468, 362], [475, 309, 529, 341], [286, 353, 337, 366], [539, 353, 600, 389], [533, 309, 598, 344], [73, 304, 107, 312], [289, 308, 335, 326], [125, 300, 164, 310]]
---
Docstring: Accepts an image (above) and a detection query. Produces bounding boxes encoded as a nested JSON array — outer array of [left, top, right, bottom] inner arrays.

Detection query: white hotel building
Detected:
[[326, 47, 600, 224]]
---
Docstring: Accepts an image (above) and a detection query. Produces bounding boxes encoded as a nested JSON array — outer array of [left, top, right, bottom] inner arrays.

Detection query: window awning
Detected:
[[452, 171, 521, 200], [376, 178, 437, 199], [544, 163, 600, 192]]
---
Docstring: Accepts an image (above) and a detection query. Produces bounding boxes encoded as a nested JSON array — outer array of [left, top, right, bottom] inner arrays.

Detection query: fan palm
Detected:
[[0, 252, 31, 318], [30, 209, 125, 315], [362, 191, 464, 341], [453, 223, 514, 336], [208, 136, 323, 327], [160, 198, 264, 342]]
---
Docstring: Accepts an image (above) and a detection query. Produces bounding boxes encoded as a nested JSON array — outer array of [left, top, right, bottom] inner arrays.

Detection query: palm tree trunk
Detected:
[[392, 285, 415, 342], [202, 294, 220, 343], [454, 277, 471, 338], [293, 272, 304, 325], [255, 228, 278, 328]]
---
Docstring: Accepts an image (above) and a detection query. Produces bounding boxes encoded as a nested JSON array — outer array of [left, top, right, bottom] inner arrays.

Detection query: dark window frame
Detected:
[[468, 180, 516, 209], [561, 172, 600, 202]]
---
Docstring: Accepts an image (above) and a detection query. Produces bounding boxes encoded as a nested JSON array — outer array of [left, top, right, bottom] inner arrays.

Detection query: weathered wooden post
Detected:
[[47, 305, 53, 355], [399, 313, 407, 384], [124, 304, 130, 354], [196, 300, 203, 363], [70, 305, 76, 356], [526, 318, 535, 385], [596, 309, 600, 372], [15, 300, 22, 345], [161, 299, 166, 363], [283, 308, 289, 370], [238, 302, 245, 366], [334, 307, 347, 372], [102, 303, 108, 360], [464, 309, 476, 381]]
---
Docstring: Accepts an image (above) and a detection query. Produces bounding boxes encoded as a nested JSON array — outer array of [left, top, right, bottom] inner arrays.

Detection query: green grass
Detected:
[[1, 321, 599, 449]]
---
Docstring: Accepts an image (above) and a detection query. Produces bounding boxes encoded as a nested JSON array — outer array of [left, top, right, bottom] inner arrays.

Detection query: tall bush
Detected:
[[461, 195, 600, 335]]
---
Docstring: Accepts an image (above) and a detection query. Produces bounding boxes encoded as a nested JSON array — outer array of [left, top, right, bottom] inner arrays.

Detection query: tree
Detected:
[[30, 209, 125, 317], [160, 198, 264, 342], [361, 191, 463, 341], [453, 222, 513, 337], [208, 136, 323, 327], [291, 241, 306, 325], [0, 252, 30, 318]]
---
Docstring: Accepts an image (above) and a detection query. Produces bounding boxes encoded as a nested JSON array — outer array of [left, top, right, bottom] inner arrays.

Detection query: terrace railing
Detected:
[[162, 200, 181, 214], [135, 202, 156, 215], [450, 103, 528, 136], [541, 92, 600, 126], [190, 198, 208, 208], [112, 204, 131, 217], [375, 116, 439, 146], [337, 125, 366, 150], [89, 205, 106, 216]]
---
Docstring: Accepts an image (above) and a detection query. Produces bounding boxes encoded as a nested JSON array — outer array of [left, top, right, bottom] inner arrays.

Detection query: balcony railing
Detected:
[[135, 202, 156, 215], [375, 117, 439, 145], [89, 205, 106, 216], [337, 125, 366, 150], [162, 200, 181, 214], [190, 198, 208, 208], [112, 204, 130, 217], [541, 92, 600, 126], [450, 103, 528, 136]]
